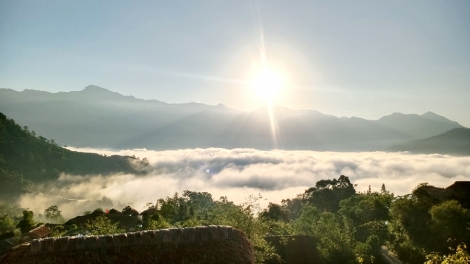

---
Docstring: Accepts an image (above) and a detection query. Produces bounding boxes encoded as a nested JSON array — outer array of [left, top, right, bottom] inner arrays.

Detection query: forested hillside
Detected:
[[0, 112, 148, 201]]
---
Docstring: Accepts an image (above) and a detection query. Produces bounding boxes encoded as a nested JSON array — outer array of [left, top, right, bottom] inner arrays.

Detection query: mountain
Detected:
[[376, 112, 463, 139], [0, 86, 465, 151], [0, 112, 148, 201], [388, 128, 470, 156]]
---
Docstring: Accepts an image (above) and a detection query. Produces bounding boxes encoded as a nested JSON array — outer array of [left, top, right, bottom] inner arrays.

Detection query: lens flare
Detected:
[[252, 69, 283, 102]]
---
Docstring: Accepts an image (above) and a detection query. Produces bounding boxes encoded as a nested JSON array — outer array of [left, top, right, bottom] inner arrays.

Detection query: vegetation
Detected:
[[44, 205, 65, 224], [425, 244, 470, 264], [0, 112, 149, 201], [16, 210, 37, 234], [85, 215, 124, 235], [0, 179, 469, 263]]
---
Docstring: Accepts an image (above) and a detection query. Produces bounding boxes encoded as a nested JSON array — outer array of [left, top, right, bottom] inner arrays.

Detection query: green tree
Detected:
[[16, 210, 36, 234], [205, 194, 279, 264], [294, 206, 356, 264], [0, 214, 16, 234], [259, 202, 289, 222], [430, 200, 470, 249], [44, 205, 65, 223], [426, 244, 470, 264], [281, 196, 304, 220], [85, 215, 124, 235], [304, 175, 355, 212], [145, 213, 171, 230]]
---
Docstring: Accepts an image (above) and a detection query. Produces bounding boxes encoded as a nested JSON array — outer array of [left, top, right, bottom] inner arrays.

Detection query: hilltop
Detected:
[[389, 128, 470, 156], [0, 112, 148, 201]]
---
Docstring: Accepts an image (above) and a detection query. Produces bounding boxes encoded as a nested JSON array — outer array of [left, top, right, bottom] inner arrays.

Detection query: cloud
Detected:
[[20, 148, 470, 218]]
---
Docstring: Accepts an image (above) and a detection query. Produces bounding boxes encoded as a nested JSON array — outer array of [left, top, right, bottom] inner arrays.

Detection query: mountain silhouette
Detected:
[[0, 86, 464, 151], [388, 128, 470, 155], [0, 111, 149, 201]]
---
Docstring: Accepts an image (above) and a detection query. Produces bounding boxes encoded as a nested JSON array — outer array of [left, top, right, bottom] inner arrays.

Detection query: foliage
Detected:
[[49, 225, 66, 237], [0, 112, 149, 201], [204, 194, 280, 264], [85, 215, 124, 235], [0, 214, 17, 234], [5, 174, 469, 264], [388, 182, 470, 263], [145, 212, 171, 230], [280, 196, 304, 220], [303, 175, 355, 212], [294, 206, 357, 263], [429, 200, 470, 249], [293, 179, 396, 264], [16, 210, 36, 234], [259, 202, 289, 222], [44, 205, 65, 224], [425, 244, 470, 264], [0, 200, 23, 234]]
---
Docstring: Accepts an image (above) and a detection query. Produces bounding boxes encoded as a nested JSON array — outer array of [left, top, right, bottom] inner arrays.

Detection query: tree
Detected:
[[145, 213, 170, 230], [0, 214, 16, 234], [205, 194, 279, 263], [16, 210, 36, 234], [430, 200, 470, 249], [259, 203, 289, 222], [44, 205, 64, 223], [85, 215, 124, 235], [293, 206, 356, 263], [426, 244, 470, 264], [381, 183, 387, 194], [304, 175, 355, 212], [281, 196, 304, 220]]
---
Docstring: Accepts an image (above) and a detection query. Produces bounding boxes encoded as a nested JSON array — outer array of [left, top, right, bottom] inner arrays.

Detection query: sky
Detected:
[[1, 0, 469, 126]]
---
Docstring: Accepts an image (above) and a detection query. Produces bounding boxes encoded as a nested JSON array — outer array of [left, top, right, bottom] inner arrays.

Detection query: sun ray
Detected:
[[252, 7, 281, 149]]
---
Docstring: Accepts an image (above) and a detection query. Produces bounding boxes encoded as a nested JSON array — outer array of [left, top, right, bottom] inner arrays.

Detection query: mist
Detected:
[[20, 148, 470, 218]]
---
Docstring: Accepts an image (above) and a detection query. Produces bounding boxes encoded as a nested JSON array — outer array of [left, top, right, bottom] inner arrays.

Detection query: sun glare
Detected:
[[252, 69, 283, 102]]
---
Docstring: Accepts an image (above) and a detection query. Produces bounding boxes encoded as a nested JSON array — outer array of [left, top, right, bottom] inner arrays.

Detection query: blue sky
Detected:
[[1, 0, 469, 125]]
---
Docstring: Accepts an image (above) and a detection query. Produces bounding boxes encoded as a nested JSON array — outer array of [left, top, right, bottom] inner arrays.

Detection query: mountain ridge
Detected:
[[0, 112, 149, 201], [388, 128, 470, 156], [0, 86, 464, 152]]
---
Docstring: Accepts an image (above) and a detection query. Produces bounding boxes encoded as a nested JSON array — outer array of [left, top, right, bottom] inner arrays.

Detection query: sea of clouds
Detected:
[[20, 148, 470, 218]]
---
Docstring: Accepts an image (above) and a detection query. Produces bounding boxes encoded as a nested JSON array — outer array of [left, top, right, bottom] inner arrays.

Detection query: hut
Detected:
[[0, 226, 255, 264], [446, 181, 470, 208], [107, 209, 122, 215], [122, 206, 139, 217], [64, 210, 105, 227], [417, 181, 470, 209], [20, 225, 51, 243], [140, 207, 158, 223]]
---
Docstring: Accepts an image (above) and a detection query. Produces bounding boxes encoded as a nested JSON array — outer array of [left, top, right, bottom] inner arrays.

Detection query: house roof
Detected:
[[0, 226, 255, 264], [20, 225, 51, 243]]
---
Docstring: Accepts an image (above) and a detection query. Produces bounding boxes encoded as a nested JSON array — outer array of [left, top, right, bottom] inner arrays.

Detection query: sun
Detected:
[[252, 69, 283, 102]]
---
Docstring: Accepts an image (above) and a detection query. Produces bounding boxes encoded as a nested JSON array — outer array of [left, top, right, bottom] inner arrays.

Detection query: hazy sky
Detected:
[[1, 1, 469, 125]]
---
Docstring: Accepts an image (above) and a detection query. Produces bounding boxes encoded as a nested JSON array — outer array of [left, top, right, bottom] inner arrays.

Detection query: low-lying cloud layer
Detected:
[[21, 148, 470, 218]]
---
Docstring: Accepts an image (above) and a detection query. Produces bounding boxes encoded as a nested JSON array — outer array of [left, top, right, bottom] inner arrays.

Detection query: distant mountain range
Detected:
[[389, 128, 470, 156], [0, 85, 466, 152]]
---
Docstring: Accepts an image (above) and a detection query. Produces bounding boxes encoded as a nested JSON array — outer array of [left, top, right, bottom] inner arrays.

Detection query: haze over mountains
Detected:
[[0, 85, 465, 152]]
